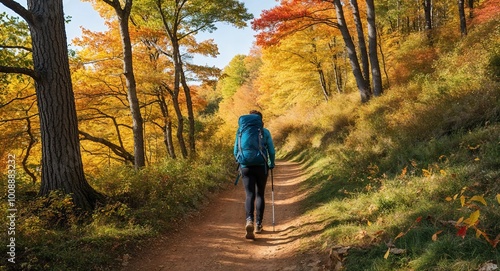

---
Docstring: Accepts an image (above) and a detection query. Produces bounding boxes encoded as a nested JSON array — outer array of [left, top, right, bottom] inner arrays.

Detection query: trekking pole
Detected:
[[271, 168, 275, 232]]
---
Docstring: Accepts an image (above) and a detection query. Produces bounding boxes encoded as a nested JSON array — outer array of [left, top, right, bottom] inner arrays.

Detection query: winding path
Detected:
[[122, 161, 326, 271]]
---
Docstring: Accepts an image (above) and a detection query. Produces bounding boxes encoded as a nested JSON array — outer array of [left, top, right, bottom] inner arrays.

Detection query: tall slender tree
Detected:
[[101, 0, 146, 168], [135, 0, 252, 157], [366, 0, 382, 96]]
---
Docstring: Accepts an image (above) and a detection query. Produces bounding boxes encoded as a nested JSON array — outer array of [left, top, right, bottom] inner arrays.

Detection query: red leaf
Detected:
[[415, 216, 422, 223], [457, 226, 467, 239]]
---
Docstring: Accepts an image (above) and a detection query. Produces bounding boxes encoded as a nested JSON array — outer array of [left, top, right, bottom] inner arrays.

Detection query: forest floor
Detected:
[[121, 160, 332, 271]]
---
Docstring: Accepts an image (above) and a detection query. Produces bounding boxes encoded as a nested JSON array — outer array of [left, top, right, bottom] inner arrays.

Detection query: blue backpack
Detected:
[[235, 114, 268, 166]]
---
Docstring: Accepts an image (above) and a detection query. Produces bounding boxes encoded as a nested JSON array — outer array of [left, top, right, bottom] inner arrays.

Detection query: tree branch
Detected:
[[79, 130, 134, 164], [0, 65, 38, 80], [0, 0, 35, 25], [0, 44, 32, 52]]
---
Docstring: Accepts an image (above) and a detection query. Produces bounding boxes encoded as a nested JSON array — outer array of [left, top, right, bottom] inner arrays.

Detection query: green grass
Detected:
[[277, 17, 500, 269]]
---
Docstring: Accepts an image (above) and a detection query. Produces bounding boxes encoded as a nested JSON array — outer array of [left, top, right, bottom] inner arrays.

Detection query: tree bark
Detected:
[[179, 59, 196, 157], [156, 88, 176, 159], [366, 0, 383, 96], [467, 0, 474, 18], [423, 0, 432, 30], [25, 0, 101, 210], [349, 0, 370, 88], [458, 0, 467, 36], [104, 0, 146, 168], [333, 0, 371, 103]]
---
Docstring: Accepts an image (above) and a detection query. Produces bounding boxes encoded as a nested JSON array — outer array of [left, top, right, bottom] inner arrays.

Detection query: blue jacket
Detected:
[[234, 127, 276, 168]]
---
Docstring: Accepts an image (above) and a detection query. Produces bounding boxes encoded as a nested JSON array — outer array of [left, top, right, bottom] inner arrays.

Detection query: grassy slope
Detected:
[[275, 9, 500, 271]]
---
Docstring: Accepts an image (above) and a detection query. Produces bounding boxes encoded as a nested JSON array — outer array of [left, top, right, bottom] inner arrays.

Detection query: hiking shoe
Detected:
[[245, 220, 255, 239], [255, 223, 263, 234]]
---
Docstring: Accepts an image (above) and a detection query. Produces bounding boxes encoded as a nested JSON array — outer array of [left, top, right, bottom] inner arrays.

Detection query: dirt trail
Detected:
[[122, 160, 327, 271]]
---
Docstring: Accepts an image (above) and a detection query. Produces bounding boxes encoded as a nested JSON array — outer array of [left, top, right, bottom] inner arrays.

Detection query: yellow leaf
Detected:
[[445, 196, 453, 202], [496, 194, 500, 204], [476, 228, 483, 238], [440, 170, 447, 176], [460, 195, 465, 207], [453, 193, 458, 200], [384, 247, 390, 259], [432, 230, 443, 241], [470, 195, 487, 206], [422, 169, 431, 177], [474, 157, 480, 161], [456, 217, 464, 225], [463, 210, 480, 226], [367, 220, 372, 226], [468, 144, 480, 150]]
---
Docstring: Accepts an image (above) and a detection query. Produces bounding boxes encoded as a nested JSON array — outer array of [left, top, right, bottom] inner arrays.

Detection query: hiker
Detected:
[[234, 110, 276, 239]]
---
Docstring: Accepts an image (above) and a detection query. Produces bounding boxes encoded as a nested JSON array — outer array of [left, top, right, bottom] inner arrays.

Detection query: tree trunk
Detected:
[[157, 88, 176, 159], [329, 37, 344, 94], [317, 64, 330, 101], [106, 0, 146, 169], [349, 0, 370, 88], [423, 0, 432, 30], [468, 0, 474, 18], [458, 0, 467, 36], [27, 0, 101, 210], [366, 0, 383, 97], [172, 43, 188, 158], [333, 0, 371, 103], [178, 59, 196, 157]]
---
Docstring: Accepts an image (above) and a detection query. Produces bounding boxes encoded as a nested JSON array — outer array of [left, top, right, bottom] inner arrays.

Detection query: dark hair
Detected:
[[249, 110, 263, 119]]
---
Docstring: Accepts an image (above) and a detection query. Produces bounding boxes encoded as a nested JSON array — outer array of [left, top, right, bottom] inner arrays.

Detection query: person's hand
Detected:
[[270, 164, 275, 169]]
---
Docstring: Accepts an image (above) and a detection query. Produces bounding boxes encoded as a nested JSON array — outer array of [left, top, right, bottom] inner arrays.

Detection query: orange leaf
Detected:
[[400, 166, 407, 177], [445, 196, 453, 202], [457, 226, 467, 239], [432, 230, 443, 241], [394, 232, 405, 240]]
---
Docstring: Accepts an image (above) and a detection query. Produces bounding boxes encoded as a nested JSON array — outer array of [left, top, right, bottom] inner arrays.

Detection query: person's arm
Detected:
[[234, 131, 239, 159], [265, 129, 276, 168]]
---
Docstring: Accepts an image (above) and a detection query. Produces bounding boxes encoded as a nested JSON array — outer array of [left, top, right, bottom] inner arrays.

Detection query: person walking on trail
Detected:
[[234, 110, 276, 240]]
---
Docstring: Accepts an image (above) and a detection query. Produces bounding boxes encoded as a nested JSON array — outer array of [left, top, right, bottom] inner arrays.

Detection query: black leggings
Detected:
[[241, 166, 268, 224]]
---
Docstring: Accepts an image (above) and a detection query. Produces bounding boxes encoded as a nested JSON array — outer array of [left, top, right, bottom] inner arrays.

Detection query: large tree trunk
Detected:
[[27, 0, 101, 210], [105, 0, 146, 169], [333, 0, 371, 103], [366, 0, 383, 97]]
